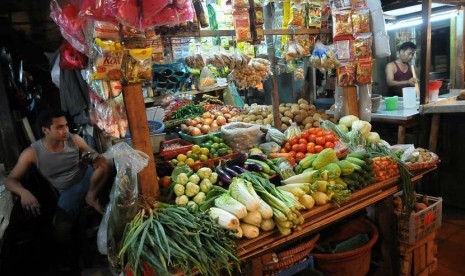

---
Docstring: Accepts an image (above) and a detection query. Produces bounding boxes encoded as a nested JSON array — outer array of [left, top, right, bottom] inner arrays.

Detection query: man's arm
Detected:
[[71, 134, 107, 169], [5, 147, 41, 217], [386, 62, 416, 87]]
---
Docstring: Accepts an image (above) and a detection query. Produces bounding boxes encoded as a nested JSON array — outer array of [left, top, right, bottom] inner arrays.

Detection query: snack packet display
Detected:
[[308, 6, 322, 29], [352, 8, 370, 34], [123, 48, 153, 83], [288, 5, 306, 28], [356, 58, 372, 84], [91, 38, 124, 81], [354, 33, 373, 59], [333, 9, 353, 37], [90, 93, 128, 138], [233, 10, 252, 42], [90, 80, 123, 101], [334, 35, 354, 61], [231, 58, 271, 89], [337, 62, 356, 86], [310, 41, 339, 72], [333, 0, 351, 9]]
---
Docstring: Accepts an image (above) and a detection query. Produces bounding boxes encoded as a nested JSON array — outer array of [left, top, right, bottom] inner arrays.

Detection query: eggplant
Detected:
[[223, 166, 239, 177], [229, 165, 246, 174], [226, 152, 248, 167], [244, 161, 263, 172], [215, 166, 232, 184], [248, 154, 268, 162]]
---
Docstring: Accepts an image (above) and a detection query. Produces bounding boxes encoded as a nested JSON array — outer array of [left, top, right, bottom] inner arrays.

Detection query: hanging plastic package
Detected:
[[59, 40, 88, 70], [91, 38, 124, 81], [98, 142, 149, 262], [358, 84, 372, 122], [50, 0, 88, 54], [123, 48, 153, 83], [105, 0, 141, 29]]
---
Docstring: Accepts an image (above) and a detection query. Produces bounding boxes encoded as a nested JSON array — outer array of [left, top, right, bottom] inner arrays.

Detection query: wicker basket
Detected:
[[261, 233, 320, 275], [405, 152, 440, 172]]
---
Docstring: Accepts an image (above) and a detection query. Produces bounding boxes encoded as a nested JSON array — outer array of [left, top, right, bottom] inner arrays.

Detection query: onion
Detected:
[[180, 124, 188, 132], [216, 115, 226, 126], [196, 123, 203, 129], [230, 110, 237, 117], [200, 125, 210, 134], [190, 127, 201, 136], [202, 112, 212, 119], [221, 107, 230, 114], [210, 122, 219, 131], [195, 117, 202, 124], [203, 118, 213, 125], [186, 119, 196, 127], [223, 113, 232, 120]]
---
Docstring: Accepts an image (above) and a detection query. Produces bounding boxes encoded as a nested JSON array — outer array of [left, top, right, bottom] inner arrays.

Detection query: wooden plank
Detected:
[[123, 83, 159, 198], [398, 125, 406, 144], [419, 243, 426, 274], [426, 238, 435, 265], [251, 257, 263, 276], [429, 114, 440, 152], [419, 0, 432, 105], [343, 86, 359, 117], [413, 247, 422, 275]]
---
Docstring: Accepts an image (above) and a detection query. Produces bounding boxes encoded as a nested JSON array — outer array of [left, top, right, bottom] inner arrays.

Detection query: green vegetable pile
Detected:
[[171, 105, 205, 120], [118, 202, 239, 276]]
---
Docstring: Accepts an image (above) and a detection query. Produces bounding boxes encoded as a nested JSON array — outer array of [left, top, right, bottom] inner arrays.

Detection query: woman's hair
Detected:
[[399, 42, 417, 52], [38, 109, 66, 129]]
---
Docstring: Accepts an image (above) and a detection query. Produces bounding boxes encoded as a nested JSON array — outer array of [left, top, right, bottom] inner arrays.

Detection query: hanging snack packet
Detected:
[[333, 9, 353, 37], [288, 6, 306, 28], [338, 62, 356, 87], [333, 0, 351, 9], [295, 35, 311, 56], [354, 33, 373, 59], [350, 0, 367, 9], [334, 35, 354, 61], [308, 6, 322, 29], [92, 38, 124, 81], [92, 21, 120, 41], [352, 9, 371, 34], [233, 10, 252, 42], [123, 48, 153, 83], [356, 58, 372, 84]]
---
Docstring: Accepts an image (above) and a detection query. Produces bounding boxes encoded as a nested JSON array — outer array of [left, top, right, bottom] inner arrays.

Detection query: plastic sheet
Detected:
[[221, 122, 263, 152]]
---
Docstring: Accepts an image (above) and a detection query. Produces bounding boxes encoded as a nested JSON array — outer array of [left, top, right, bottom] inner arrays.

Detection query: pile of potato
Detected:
[[278, 99, 336, 131], [230, 104, 273, 125]]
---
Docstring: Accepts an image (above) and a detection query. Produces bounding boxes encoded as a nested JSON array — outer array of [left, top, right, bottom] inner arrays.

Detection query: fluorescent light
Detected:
[[386, 9, 458, 31]]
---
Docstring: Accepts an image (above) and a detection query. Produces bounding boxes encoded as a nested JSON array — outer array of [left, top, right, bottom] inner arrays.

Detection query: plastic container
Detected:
[[371, 94, 382, 113], [402, 87, 417, 108], [159, 139, 193, 160], [178, 131, 221, 144], [428, 80, 442, 102], [385, 96, 398, 110], [123, 120, 166, 153], [396, 194, 442, 245], [312, 218, 379, 276]]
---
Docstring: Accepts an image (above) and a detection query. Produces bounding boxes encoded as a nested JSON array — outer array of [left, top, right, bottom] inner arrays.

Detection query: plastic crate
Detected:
[[159, 139, 193, 160], [178, 131, 221, 145], [396, 194, 442, 245]]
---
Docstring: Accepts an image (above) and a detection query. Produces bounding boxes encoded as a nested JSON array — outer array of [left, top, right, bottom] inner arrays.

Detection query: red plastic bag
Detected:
[[79, 0, 115, 22], [140, 0, 171, 26], [176, 2, 194, 23], [50, 0, 88, 54], [59, 40, 88, 69], [141, 3, 178, 29], [105, 0, 141, 28]]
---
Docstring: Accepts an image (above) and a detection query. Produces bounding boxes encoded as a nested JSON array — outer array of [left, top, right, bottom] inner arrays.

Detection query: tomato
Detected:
[[280, 148, 288, 153], [324, 141, 335, 149], [308, 128, 318, 134], [284, 142, 292, 151], [288, 136, 299, 145], [298, 143, 307, 153], [315, 145, 324, 153], [299, 138, 308, 144], [289, 151, 297, 158], [315, 136, 326, 146], [316, 130, 325, 137], [324, 130, 334, 136], [325, 134, 335, 143], [295, 152, 306, 161], [308, 134, 317, 143], [301, 130, 310, 140], [307, 143, 315, 153], [292, 144, 300, 152]]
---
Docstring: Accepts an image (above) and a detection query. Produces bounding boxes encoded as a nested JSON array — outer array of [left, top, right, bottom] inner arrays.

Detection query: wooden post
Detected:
[[419, 0, 432, 105], [343, 86, 359, 117], [123, 83, 159, 198]]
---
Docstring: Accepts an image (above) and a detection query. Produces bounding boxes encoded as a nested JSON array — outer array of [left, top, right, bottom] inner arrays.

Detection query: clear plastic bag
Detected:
[[221, 122, 263, 152], [284, 121, 301, 140], [358, 84, 372, 122], [51, 53, 61, 88], [99, 143, 149, 264], [265, 127, 286, 145], [259, 142, 281, 155], [199, 67, 217, 89]]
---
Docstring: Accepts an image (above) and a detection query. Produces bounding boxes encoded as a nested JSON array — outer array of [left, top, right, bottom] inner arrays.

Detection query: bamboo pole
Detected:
[[123, 83, 159, 198], [343, 86, 359, 117]]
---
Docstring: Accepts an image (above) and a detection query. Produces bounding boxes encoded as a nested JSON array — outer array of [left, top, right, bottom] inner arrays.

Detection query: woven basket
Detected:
[[261, 233, 320, 275], [405, 153, 440, 172]]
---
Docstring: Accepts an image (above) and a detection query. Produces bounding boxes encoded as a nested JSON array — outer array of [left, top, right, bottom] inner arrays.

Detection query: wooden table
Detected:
[[238, 167, 437, 275]]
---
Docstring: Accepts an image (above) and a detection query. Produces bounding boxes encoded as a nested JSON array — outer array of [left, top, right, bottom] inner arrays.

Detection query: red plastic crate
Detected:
[[160, 139, 193, 160]]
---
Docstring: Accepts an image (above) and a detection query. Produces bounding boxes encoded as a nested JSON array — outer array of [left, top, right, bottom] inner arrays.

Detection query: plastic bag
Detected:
[[51, 53, 61, 88], [59, 40, 88, 69], [358, 84, 372, 122], [273, 158, 295, 180], [259, 142, 281, 155], [332, 9, 353, 37], [390, 144, 415, 163], [100, 142, 149, 264], [265, 127, 286, 145], [366, 1, 390, 58], [199, 67, 217, 89], [91, 38, 124, 81], [284, 121, 301, 139], [50, 0, 88, 54], [310, 42, 339, 73], [352, 8, 370, 34], [105, 0, 141, 28], [123, 48, 153, 83], [229, 81, 244, 107], [221, 122, 263, 152]]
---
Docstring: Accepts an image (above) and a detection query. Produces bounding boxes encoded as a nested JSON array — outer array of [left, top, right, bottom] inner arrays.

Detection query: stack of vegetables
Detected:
[[172, 167, 218, 208], [118, 202, 239, 276]]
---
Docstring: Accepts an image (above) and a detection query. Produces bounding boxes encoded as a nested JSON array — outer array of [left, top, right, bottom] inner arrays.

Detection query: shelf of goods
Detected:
[[236, 166, 437, 261], [163, 28, 331, 38]]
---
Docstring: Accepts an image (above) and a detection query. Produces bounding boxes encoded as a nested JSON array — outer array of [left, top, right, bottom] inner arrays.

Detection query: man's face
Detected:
[[43, 116, 69, 141], [400, 48, 416, 63]]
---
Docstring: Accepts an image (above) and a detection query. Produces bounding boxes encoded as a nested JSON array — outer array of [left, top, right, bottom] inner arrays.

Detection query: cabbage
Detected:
[[367, 132, 381, 144], [339, 115, 359, 128], [351, 120, 372, 137], [214, 194, 248, 219]]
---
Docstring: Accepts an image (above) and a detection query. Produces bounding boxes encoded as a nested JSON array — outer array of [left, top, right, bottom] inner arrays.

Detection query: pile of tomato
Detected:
[[280, 127, 339, 161]]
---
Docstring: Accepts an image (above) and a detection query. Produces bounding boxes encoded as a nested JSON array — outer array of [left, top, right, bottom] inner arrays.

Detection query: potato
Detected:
[[303, 104, 311, 111], [249, 115, 257, 121], [297, 98, 309, 105], [285, 103, 293, 107], [256, 115, 263, 120], [262, 112, 269, 118], [308, 110, 316, 116], [299, 110, 308, 118], [291, 104, 300, 110], [263, 118, 272, 125], [282, 116, 292, 124], [309, 105, 316, 111], [299, 103, 308, 110], [316, 109, 325, 114], [291, 109, 301, 115], [280, 123, 288, 131], [313, 121, 320, 127], [305, 123, 313, 130], [302, 117, 314, 126], [294, 114, 304, 123], [279, 106, 287, 113], [321, 113, 329, 120], [313, 113, 322, 121], [243, 117, 251, 123], [256, 119, 264, 125], [284, 111, 294, 119]]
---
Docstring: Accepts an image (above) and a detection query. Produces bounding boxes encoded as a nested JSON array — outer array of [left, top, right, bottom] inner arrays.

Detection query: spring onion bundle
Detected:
[[118, 202, 239, 276]]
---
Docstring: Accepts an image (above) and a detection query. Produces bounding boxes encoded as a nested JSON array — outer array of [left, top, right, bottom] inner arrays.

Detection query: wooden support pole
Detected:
[[343, 86, 359, 117], [419, 0, 432, 105], [123, 83, 159, 198]]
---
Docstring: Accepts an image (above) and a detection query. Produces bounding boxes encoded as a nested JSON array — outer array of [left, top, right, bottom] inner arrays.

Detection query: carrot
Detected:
[[268, 152, 290, 159]]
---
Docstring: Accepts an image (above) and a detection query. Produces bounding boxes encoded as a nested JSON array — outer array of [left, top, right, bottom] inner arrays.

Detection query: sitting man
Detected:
[[5, 109, 109, 222], [385, 41, 417, 96]]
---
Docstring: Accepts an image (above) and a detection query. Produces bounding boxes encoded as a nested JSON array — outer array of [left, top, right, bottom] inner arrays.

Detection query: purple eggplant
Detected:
[[223, 166, 239, 177], [229, 165, 246, 174], [248, 154, 268, 162], [215, 166, 232, 184], [245, 161, 263, 172], [226, 152, 248, 167]]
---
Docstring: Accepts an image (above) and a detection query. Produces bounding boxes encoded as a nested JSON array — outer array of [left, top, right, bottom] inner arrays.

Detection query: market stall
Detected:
[[43, 0, 445, 275]]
